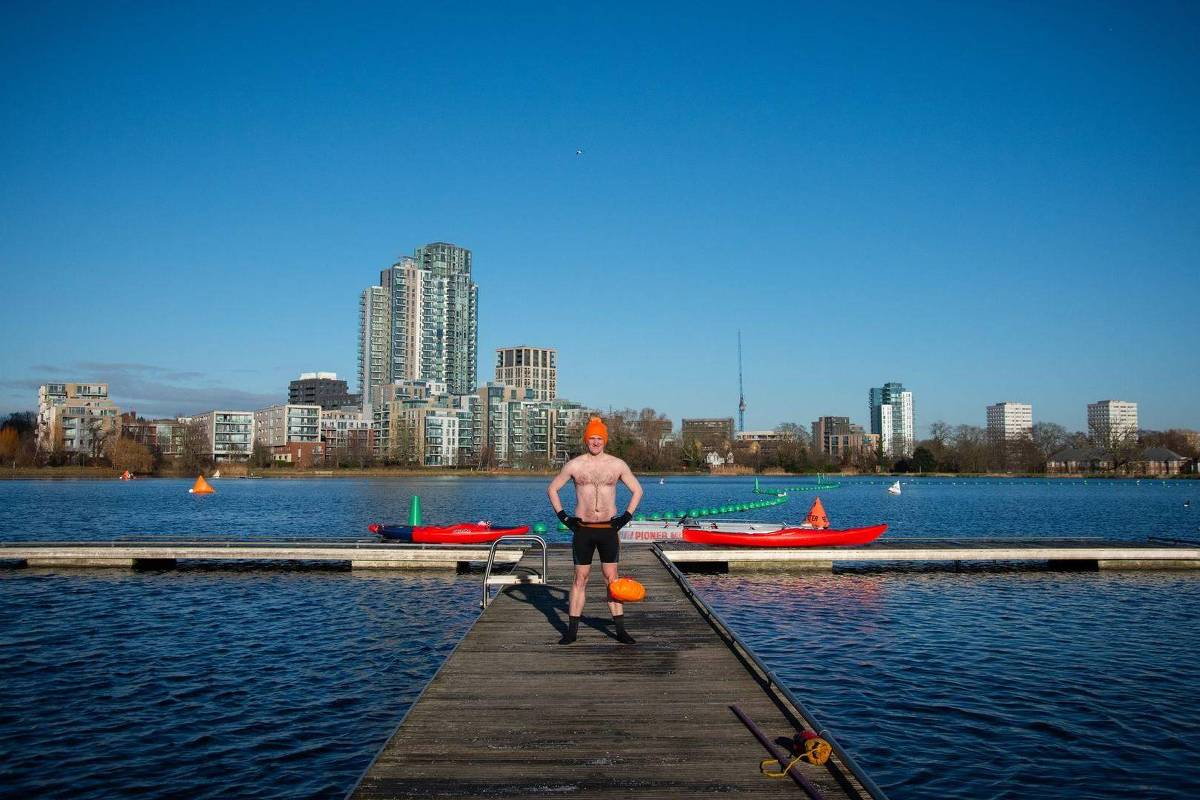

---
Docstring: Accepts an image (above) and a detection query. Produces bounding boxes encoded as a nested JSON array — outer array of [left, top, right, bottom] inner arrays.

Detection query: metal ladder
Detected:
[[481, 535, 548, 608]]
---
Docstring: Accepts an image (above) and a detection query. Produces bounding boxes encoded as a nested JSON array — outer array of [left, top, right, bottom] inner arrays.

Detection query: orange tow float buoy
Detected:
[[608, 577, 646, 603], [804, 497, 829, 529], [189, 475, 215, 494]]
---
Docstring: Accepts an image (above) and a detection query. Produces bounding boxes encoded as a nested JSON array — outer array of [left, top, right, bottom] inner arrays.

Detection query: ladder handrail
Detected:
[[481, 535, 548, 608]]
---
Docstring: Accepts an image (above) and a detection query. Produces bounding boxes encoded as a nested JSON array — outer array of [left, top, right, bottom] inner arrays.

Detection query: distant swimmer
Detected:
[[548, 416, 643, 645], [575, 148, 584, 155]]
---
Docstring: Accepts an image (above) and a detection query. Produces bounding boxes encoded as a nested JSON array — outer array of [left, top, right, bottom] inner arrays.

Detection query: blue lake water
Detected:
[[1, 476, 1198, 798]]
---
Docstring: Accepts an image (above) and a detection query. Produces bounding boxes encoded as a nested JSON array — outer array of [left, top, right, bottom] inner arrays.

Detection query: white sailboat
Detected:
[[887, 480, 901, 495], [211, 469, 221, 479]]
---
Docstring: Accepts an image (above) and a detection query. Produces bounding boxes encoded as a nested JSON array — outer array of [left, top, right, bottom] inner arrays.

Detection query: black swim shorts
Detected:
[[571, 522, 620, 566]]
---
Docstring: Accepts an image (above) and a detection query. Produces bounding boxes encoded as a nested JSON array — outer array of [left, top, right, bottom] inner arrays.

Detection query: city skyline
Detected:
[[2, 4, 1198, 432]]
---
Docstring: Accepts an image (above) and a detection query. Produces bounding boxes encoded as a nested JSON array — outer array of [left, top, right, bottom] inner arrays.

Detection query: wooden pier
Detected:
[[3, 538, 1196, 572], [10, 537, 1196, 796], [349, 545, 881, 799], [0, 540, 524, 570], [661, 538, 1200, 571]]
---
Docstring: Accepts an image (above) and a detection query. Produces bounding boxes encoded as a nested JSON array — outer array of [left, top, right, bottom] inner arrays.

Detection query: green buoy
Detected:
[[408, 495, 422, 526]]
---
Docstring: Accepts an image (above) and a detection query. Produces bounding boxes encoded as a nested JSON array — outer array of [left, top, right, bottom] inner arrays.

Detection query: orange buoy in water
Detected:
[[805, 497, 829, 529], [119, 470, 132, 481], [608, 577, 646, 603], [189, 475, 215, 494]]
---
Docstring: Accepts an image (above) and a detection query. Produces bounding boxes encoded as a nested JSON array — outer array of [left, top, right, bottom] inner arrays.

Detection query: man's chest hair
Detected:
[[575, 460, 620, 486]]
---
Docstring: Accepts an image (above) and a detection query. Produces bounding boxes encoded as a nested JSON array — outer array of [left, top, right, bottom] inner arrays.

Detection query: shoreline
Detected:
[[2, 466, 1194, 481]]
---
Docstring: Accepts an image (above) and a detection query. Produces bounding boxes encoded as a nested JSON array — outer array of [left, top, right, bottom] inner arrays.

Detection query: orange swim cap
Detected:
[[583, 416, 608, 444]]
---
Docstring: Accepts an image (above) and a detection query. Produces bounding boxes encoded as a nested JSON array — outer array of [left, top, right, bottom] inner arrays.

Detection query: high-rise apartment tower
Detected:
[[359, 243, 479, 408], [495, 346, 557, 401], [869, 382, 914, 458], [986, 402, 1033, 441], [1087, 400, 1138, 446], [358, 285, 391, 411]]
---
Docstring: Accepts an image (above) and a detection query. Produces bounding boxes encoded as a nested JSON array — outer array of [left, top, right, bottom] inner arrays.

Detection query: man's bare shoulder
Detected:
[[605, 454, 632, 472]]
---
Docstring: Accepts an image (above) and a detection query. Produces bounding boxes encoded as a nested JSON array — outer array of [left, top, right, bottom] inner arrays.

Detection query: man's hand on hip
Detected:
[[610, 511, 633, 529]]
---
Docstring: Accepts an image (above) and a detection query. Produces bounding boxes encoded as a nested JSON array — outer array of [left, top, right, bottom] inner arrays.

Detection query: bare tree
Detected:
[[476, 444, 497, 470], [83, 417, 110, 463], [951, 425, 989, 473], [178, 420, 212, 473], [1142, 429, 1199, 460], [774, 422, 811, 447], [105, 438, 154, 474], [1089, 421, 1140, 472], [919, 420, 955, 468], [1009, 435, 1046, 472], [928, 421, 952, 447], [250, 441, 273, 468], [0, 427, 19, 467], [389, 420, 418, 466], [1031, 422, 1069, 460], [680, 439, 705, 471]]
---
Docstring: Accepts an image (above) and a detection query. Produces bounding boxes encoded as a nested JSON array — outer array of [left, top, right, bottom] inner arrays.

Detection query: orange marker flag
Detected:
[[805, 496, 829, 529], [189, 475, 215, 494]]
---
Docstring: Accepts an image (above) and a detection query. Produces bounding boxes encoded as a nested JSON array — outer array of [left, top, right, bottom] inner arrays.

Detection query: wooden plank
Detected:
[[350, 546, 868, 799], [6, 538, 1197, 571], [0, 541, 523, 569], [660, 540, 1200, 568]]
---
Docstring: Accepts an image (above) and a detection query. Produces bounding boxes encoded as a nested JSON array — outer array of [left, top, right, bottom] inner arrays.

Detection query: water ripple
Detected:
[[0, 569, 478, 799], [693, 570, 1200, 800], [4, 477, 1199, 798]]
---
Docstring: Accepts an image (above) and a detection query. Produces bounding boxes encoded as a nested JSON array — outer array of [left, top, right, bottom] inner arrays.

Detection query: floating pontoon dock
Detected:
[[3, 538, 1197, 571], [663, 537, 1200, 571], [0, 540, 524, 569], [349, 545, 882, 799]]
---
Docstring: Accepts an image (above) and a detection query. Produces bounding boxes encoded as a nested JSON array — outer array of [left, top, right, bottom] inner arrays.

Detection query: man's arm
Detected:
[[547, 461, 574, 515], [618, 461, 643, 515]]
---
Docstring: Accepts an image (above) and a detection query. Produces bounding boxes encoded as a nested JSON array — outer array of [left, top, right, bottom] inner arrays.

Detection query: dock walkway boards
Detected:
[[351, 545, 870, 799], [661, 538, 1200, 570]]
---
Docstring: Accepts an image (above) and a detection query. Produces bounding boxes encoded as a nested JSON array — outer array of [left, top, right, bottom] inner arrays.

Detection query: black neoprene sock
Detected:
[[613, 614, 636, 644], [559, 615, 580, 645]]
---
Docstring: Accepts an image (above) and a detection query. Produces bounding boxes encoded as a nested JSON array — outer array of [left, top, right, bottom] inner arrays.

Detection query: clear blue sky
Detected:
[[2, 2, 1197, 434]]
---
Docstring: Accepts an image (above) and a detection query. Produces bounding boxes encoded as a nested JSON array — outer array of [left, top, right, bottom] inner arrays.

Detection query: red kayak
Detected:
[[682, 523, 886, 548], [368, 522, 530, 544]]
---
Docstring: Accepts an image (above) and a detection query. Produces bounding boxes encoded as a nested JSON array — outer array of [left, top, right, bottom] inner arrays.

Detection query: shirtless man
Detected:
[[547, 416, 643, 645]]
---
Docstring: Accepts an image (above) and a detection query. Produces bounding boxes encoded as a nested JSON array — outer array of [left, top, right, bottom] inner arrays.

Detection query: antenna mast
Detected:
[[737, 330, 746, 432]]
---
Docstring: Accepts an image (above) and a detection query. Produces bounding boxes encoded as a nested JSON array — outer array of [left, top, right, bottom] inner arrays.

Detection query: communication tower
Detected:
[[737, 330, 746, 432]]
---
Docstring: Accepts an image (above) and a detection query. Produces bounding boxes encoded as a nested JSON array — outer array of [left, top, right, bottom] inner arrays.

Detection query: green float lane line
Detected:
[[552, 481, 799, 529]]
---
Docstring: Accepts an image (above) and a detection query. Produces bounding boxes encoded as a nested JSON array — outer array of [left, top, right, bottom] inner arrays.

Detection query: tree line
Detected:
[[3, 408, 1196, 475], [0, 412, 213, 474], [570, 411, 1198, 475], [894, 422, 1197, 474]]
